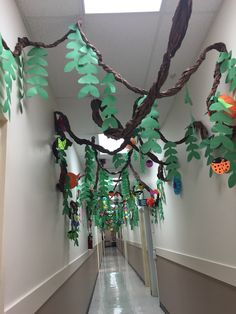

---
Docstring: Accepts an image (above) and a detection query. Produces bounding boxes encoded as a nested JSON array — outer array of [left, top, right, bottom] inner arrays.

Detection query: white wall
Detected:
[[120, 0, 236, 285], [154, 0, 236, 267], [0, 1, 89, 312]]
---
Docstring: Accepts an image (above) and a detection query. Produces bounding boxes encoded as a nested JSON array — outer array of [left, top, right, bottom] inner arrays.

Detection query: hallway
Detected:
[[89, 248, 164, 314]]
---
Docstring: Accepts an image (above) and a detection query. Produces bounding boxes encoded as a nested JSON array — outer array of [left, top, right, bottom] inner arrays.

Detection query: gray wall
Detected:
[[156, 256, 236, 314], [36, 247, 99, 314]]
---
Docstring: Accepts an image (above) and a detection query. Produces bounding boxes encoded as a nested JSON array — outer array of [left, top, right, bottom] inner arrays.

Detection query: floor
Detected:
[[88, 247, 164, 314]]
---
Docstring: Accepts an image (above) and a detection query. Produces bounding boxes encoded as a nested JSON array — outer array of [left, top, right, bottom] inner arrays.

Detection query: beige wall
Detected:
[[0, 1, 94, 313], [156, 256, 236, 314], [126, 242, 145, 283], [36, 247, 99, 314]]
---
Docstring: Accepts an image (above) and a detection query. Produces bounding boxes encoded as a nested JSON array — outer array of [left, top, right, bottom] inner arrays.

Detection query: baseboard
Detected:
[[156, 247, 236, 287], [160, 302, 170, 314], [4, 249, 95, 314]]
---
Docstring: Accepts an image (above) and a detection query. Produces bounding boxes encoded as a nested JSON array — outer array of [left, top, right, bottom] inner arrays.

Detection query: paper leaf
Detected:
[[78, 74, 99, 84], [228, 173, 236, 188], [184, 85, 192, 106], [141, 117, 159, 129], [211, 123, 232, 135], [101, 73, 115, 84], [102, 95, 116, 106], [37, 86, 48, 99], [64, 61, 77, 72], [26, 57, 48, 67], [27, 47, 48, 57], [78, 54, 98, 65], [220, 60, 229, 73], [77, 64, 98, 74], [27, 66, 48, 77], [164, 142, 176, 149], [102, 117, 118, 131], [210, 112, 232, 125], [26, 76, 48, 86], [78, 85, 100, 98], [26, 86, 38, 97], [141, 129, 159, 139]]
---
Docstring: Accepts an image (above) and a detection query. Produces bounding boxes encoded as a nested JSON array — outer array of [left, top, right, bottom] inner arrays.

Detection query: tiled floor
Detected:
[[88, 247, 164, 314]]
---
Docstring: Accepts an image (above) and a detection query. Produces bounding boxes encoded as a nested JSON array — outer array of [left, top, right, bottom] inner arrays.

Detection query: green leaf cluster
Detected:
[[218, 51, 236, 91], [0, 34, 17, 118], [140, 101, 162, 154], [65, 27, 100, 98], [185, 125, 201, 162], [121, 169, 131, 200], [209, 98, 234, 152], [164, 142, 181, 181], [25, 47, 49, 99], [112, 153, 127, 168], [100, 73, 118, 131]]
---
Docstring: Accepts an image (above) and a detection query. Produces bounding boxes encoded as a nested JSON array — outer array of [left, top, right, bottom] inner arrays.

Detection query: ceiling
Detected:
[[15, 0, 223, 168]]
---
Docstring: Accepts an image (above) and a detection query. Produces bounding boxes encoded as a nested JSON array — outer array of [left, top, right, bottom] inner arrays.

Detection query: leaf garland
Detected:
[[164, 141, 181, 181], [140, 100, 162, 154], [185, 124, 201, 162], [65, 25, 100, 99], [218, 51, 236, 91], [25, 47, 49, 99], [0, 34, 17, 118], [100, 73, 118, 131], [209, 96, 234, 152], [56, 138, 80, 246], [112, 153, 127, 168]]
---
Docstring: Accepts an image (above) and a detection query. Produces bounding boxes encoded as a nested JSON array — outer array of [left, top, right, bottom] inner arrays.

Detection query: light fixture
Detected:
[[98, 134, 128, 155], [84, 0, 162, 14]]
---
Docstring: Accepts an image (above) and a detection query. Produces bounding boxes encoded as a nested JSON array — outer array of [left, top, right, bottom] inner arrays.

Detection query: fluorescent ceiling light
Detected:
[[98, 134, 128, 155], [84, 0, 162, 14]]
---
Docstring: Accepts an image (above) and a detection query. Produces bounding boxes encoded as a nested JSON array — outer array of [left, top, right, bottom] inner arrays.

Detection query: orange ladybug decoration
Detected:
[[66, 172, 81, 189], [218, 95, 236, 118], [210, 158, 230, 175]]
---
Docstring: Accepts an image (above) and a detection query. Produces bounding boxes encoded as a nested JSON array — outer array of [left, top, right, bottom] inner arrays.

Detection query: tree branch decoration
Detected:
[[1, 0, 236, 245]]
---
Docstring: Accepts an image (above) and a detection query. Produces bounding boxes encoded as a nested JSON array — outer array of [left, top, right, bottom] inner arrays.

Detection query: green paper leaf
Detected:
[[141, 117, 159, 129], [184, 85, 192, 106], [27, 47, 48, 57], [37, 86, 48, 99], [101, 73, 115, 84], [217, 52, 229, 63], [64, 61, 77, 72], [164, 142, 176, 149], [78, 53, 98, 65], [26, 86, 38, 97], [211, 123, 232, 135], [26, 56, 48, 67], [102, 117, 118, 131], [78, 85, 100, 98], [102, 95, 116, 106], [78, 74, 99, 84], [27, 66, 48, 77], [77, 64, 98, 74], [26, 76, 48, 86], [220, 59, 229, 73], [228, 173, 236, 188], [210, 112, 233, 125]]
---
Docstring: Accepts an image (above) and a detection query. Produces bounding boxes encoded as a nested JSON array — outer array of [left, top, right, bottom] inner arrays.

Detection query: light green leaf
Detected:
[[77, 64, 98, 74], [27, 66, 48, 77], [78, 74, 99, 84], [78, 85, 100, 98], [26, 86, 38, 97], [64, 61, 77, 72], [27, 47, 48, 57], [26, 76, 48, 86], [102, 117, 118, 131]]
